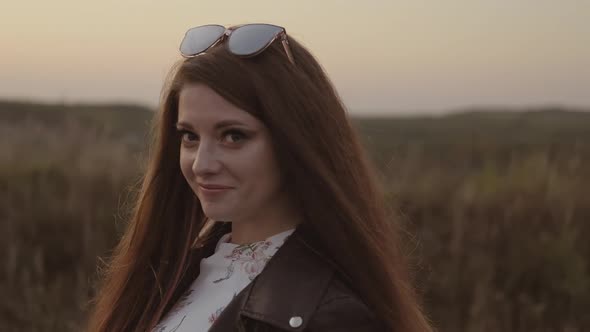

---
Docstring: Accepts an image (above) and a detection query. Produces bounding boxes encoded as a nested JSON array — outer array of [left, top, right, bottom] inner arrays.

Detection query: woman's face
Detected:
[[176, 83, 283, 223]]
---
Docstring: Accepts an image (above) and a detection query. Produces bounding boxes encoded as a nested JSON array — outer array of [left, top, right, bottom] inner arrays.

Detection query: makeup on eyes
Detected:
[[175, 127, 253, 145]]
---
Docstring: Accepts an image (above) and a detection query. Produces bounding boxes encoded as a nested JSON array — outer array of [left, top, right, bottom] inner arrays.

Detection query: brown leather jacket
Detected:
[[194, 222, 387, 332]]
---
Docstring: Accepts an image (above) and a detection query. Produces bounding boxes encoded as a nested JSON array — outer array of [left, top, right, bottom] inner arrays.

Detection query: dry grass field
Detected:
[[1, 101, 588, 331]]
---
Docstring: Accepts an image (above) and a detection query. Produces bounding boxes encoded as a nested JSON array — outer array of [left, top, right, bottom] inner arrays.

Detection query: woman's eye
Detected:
[[177, 129, 198, 143], [176, 128, 247, 146], [223, 129, 247, 143], [184, 132, 198, 141]]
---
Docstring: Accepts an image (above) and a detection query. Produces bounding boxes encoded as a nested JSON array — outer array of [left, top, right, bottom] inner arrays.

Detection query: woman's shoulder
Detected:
[[308, 274, 386, 331], [237, 225, 386, 331], [290, 226, 385, 329]]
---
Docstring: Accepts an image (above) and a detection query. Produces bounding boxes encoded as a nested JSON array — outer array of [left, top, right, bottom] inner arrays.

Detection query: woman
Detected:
[[86, 23, 433, 332]]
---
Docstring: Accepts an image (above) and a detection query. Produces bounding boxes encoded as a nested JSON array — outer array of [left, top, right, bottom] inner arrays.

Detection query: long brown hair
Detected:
[[86, 29, 433, 332]]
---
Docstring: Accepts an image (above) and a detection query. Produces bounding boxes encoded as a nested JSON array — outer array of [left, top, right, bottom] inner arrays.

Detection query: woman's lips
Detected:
[[198, 184, 232, 198], [198, 183, 232, 189]]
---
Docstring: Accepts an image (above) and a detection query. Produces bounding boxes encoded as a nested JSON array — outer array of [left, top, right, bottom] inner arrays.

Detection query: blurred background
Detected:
[[1, 1, 589, 331]]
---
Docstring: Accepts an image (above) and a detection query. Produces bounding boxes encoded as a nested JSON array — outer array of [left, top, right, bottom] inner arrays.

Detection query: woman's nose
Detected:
[[191, 141, 222, 176]]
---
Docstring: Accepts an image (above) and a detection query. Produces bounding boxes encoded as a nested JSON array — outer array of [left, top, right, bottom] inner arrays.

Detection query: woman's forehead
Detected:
[[177, 83, 260, 128]]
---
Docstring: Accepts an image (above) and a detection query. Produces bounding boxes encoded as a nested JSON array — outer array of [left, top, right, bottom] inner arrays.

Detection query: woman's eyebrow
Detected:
[[175, 119, 248, 130], [212, 119, 248, 129]]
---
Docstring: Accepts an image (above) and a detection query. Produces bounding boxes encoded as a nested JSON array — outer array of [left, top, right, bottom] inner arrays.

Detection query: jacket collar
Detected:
[[208, 222, 336, 331]]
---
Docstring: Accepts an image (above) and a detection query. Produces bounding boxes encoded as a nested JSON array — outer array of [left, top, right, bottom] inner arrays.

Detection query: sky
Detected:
[[1, 0, 589, 115]]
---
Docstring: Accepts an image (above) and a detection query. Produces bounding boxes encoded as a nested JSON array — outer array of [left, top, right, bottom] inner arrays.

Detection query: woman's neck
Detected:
[[228, 218, 300, 245]]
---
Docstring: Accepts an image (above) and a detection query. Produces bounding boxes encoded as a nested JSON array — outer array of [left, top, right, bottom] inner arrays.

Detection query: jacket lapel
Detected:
[[208, 223, 336, 331]]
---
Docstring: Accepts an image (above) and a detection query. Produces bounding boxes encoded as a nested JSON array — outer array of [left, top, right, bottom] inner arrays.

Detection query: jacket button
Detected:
[[289, 316, 303, 328]]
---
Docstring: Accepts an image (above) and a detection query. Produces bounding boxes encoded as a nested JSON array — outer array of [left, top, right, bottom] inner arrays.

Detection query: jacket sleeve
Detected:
[[306, 294, 387, 332]]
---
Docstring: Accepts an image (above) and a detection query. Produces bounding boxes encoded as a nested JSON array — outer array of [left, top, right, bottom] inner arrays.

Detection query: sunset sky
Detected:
[[2, 0, 589, 115]]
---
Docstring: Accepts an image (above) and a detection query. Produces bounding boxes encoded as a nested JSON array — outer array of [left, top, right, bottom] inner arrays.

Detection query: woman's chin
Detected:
[[202, 209, 232, 222]]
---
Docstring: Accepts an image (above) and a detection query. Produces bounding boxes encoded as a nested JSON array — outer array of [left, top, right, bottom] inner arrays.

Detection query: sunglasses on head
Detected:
[[179, 23, 295, 65]]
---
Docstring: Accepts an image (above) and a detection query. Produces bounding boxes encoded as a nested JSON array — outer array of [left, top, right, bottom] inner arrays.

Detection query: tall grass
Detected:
[[0, 115, 144, 331], [1, 103, 588, 331]]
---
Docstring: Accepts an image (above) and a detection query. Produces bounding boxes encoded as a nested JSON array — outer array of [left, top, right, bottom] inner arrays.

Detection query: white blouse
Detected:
[[153, 227, 296, 332]]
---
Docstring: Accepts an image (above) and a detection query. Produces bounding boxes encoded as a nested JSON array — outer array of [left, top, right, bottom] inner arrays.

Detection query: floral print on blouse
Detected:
[[152, 227, 295, 332], [213, 239, 278, 283]]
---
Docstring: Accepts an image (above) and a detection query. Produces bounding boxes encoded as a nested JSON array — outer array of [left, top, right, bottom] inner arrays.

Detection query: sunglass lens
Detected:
[[180, 25, 226, 56], [228, 24, 283, 56]]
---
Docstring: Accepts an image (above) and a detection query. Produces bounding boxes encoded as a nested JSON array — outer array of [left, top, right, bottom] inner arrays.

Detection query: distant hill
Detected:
[[2, 100, 589, 147], [351, 107, 590, 146], [0, 100, 154, 140]]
